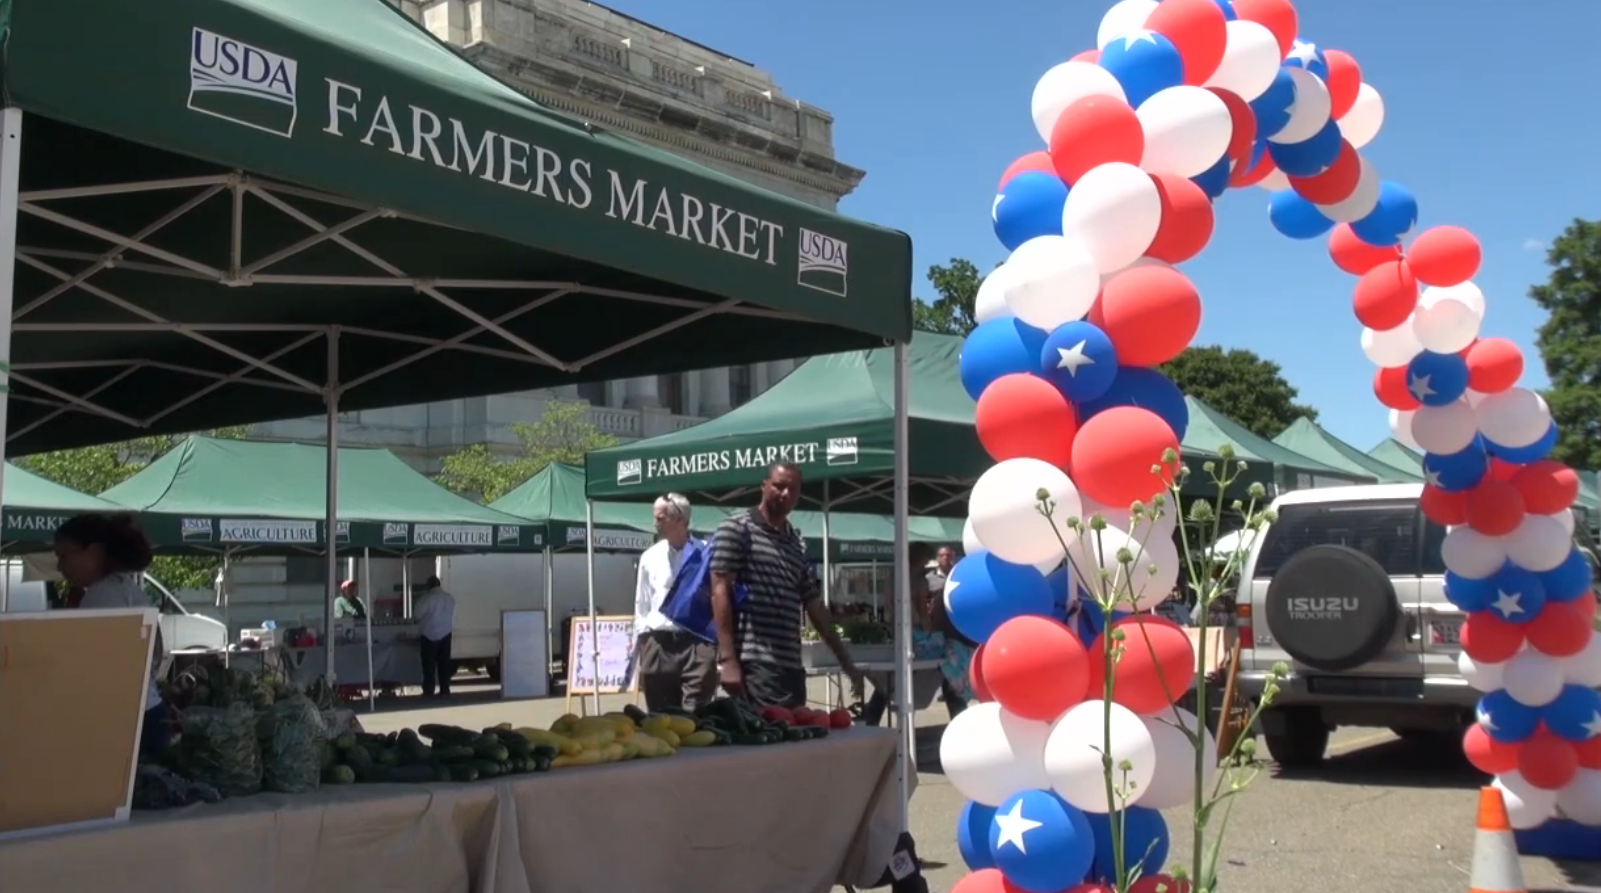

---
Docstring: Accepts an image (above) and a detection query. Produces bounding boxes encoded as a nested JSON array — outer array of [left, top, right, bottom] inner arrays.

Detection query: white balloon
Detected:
[[1255, 167, 1292, 192], [1316, 156, 1380, 223], [1061, 162, 1163, 276], [1504, 514, 1572, 573], [1268, 69, 1332, 144], [1419, 281, 1486, 320], [1031, 61, 1129, 144], [1560, 631, 1601, 687], [1203, 20, 1281, 101], [1388, 408, 1421, 451], [1413, 299, 1482, 354], [1045, 700, 1157, 812], [940, 702, 1055, 806], [1138, 706, 1217, 809], [1001, 235, 1101, 330], [1362, 321, 1424, 367], [1464, 388, 1489, 407], [1493, 770, 1559, 830], [1441, 527, 1507, 579], [961, 517, 983, 556], [1070, 525, 1180, 611], [1458, 651, 1506, 693], [1081, 494, 1178, 539], [1100, 256, 1172, 285], [1556, 769, 1601, 825], [1475, 388, 1552, 449], [1501, 650, 1566, 707], [1410, 401, 1479, 455], [1137, 86, 1234, 178], [1549, 509, 1576, 536], [1338, 83, 1386, 150], [1096, 0, 1158, 48], [969, 458, 1084, 567], [973, 266, 1014, 325]]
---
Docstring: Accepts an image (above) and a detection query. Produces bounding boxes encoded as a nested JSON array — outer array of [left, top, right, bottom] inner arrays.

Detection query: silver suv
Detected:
[[1231, 483, 1599, 767]]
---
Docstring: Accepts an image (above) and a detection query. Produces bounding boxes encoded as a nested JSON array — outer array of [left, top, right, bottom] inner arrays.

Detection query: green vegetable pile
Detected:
[[321, 724, 556, 785], [691, 699, 831, 746]]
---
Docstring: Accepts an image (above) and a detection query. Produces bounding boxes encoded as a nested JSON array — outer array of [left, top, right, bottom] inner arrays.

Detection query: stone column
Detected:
[[699, 367, 733, 417], [623, 376, 660, 408]]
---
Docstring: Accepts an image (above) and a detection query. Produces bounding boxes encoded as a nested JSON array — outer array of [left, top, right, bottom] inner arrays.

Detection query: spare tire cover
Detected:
[[1263, 544, 1401, 672]]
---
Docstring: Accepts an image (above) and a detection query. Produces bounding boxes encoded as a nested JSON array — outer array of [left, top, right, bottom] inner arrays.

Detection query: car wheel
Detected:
[[1262, 708, 1330, 768]]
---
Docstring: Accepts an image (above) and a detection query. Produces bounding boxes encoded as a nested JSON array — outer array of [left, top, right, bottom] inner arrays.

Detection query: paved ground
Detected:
[[358, 677, 1601, 893]]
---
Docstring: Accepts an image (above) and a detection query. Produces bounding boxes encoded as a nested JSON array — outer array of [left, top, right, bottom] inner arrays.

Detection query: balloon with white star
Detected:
[[1098, 30, 1186, 108], [1266, 69, 1331, 144], [1478, 689, 1541, 743], [1422, 443, 1489, 492], [1541, 684, 1601, 743], [1282, 37, 1330, 79], [1038, 320, 1120, 403], [988, 789, 1096, 893], [1404, 350, 1470, 407], [1486, 565, 1548, 625], [1096, 0, 1159, 49]]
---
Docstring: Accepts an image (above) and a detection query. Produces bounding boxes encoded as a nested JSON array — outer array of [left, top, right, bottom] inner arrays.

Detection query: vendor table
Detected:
[[284, 638, 422, 688], [0, 728, 902, 893]]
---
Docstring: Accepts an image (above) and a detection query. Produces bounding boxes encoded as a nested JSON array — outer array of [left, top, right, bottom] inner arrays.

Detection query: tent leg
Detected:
[[402, 554, 412, 618], [585, 500, 599, 715], [0, 110, 24, 535], [821, 480, 832, 606], [323, 327, 341, 684], [543, 545, 555, 688], [891, 341, 913, 832], [219, 552, 232, 668], [363, 548, 374, 712]]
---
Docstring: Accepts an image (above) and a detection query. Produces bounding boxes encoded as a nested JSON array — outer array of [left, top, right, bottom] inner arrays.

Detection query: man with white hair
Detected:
[[633, 492, 718, 712]]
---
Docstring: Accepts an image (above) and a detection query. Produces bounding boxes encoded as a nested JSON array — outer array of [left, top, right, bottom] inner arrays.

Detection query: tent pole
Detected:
[[0, 111, 23, 559], [363, 548, 374, 712], [323, 327, 341, 684], [891, 340, 912, 832], [821, 480, 832, 606], [402, 554, 412, 617], [219, 552, 232, 668], [585, 501, 599, 714], [544, 544, 555, 689]]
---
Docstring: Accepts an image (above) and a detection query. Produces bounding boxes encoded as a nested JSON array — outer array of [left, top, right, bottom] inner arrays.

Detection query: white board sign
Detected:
[[566, 615, 636, 695], [500, 609, 550, 700]]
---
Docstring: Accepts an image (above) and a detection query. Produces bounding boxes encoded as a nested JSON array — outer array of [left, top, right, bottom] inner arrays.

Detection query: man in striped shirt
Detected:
[[709, 461, 863, 708]]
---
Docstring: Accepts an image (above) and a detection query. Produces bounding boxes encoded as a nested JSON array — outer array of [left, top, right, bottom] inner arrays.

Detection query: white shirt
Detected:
[[79, 572, 162, 710], [415, 588, 456, 641], [634, 538, 693, 635]]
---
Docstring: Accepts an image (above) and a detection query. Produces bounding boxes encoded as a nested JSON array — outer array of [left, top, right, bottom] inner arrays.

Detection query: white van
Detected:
[[2, 557, 229, 653]]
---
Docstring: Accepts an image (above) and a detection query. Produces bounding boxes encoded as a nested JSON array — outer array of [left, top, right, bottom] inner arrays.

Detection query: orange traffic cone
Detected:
[[1469, 787, 1526, 893]]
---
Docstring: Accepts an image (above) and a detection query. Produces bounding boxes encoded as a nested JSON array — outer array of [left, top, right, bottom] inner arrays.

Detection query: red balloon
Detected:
[[975, 373, 1079, 470], [1130, 875, 1192, 893], [1464, 480, 1527, 537], [1526, 601, 1594, 658], [1229, 150, 1277, 187], [952, 869, 1018, 893], [1373, 366, 1420, 411], [1329, 223, 1401, 275], [1578, 735, 1601, 770], [999, 151, 1057, 191], [970, 643, 993, 702], [1067, 886, 1117, 893], [1289, 140, 1360, 204], [1352, 260, 1419, 330], [1231, 0, 1297, 57], [1486, 458, 1520, 483], [985, 616, 1092, 720], [1461, 611, 1526, 663], [1407, 225, 1482, 287], [1071, 407, 1181, 508], [1094, 265, 1202, 366], [1146, 174, 1215, 264], [1420, 486, 1468, 527], [1072, 48, 1102, 64], [1208, 88, 1256, 172], [1145, 0, 1229, 85], [1464, 338, 1525, 394], [1050, 95, 1144, 185], [1463, 723, 1520, 775], [1511, 460, 1580, 514], [1519, 730, 1580, 790], [1323, 50, 1363, 119], [1088, 617, 1196, 715]]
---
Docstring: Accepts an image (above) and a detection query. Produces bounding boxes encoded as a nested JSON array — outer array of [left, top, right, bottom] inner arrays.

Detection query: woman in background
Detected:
[[54, 513, 170, 761], [861, 543, 975, 724]]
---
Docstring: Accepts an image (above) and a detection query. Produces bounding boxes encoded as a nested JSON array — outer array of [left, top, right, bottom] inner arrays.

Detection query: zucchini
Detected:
[[419, 724, 477, 746], [529, 744, 558, 761], [531, 754, 553, 772], [471, 738, 510, 763], [807, 726, 829, 740], [471, 759, 504, 779], [433, 763, 454, 783], [448, 764, 480, 783], [433, 745, 477, 763], [483, 728, 533, 755], [783, 726, 807, 743]]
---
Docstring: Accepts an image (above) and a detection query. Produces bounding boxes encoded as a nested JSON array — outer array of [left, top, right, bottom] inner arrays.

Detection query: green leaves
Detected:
[[912, 258, 985, 336], [435, 400, 618, 503], [1531, 219, 1601, 470], [1159, 346, 1316, 440]]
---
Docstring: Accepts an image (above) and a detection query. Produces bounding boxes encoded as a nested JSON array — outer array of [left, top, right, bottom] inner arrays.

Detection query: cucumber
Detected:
[[807, 726, 829, 740], [531, 754, 553, 772], [471, 738, 509, 763], [322, 764, 356, 785], [448, 764, 480, 782], [375, 747, 400, 767], [433, 763, 454, 783], [484, 729, 533, 757], [530, 744, 558, 761], [783, 726, 807, 743], [471, 759, 503, 779], [419, 724, 477, 746]]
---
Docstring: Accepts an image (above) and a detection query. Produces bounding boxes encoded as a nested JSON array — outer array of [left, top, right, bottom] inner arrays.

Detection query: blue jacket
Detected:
[[659, 535, 747, 645]]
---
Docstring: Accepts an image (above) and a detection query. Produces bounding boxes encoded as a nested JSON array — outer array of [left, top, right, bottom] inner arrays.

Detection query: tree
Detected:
[[17, 427, 248, 591], [1530, 219, 1601, 470], [913, 258, 984, 336], [1160, 346, 1318, 439], [437, 400, 618, 502]]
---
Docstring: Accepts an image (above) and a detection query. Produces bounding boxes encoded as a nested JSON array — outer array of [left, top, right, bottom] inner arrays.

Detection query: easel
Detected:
[[563, 614, 641, 716], [1214, 640, 1252, 761]]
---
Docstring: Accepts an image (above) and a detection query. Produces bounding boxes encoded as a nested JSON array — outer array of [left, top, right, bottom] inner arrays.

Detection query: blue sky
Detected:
[[613, 0, 1594, 449]]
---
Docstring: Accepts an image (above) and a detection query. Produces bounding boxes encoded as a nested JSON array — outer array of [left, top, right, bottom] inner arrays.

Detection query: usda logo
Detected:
[[826, 437, 859, 467], [383, 523, 410, 546], [181, 518, 214, 543], [797, 228, 848, 298], [616, 459, 643, 486], [188, 28, 298, 138]]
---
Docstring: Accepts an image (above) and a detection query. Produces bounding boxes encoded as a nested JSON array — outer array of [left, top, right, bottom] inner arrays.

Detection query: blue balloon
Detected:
[[1268, 118, 1343, 176], [946, 550, 1054, 643], [958, 801, 998, 871], [1047, 566, 1073, 620], [1423, 440, 1489, 493], [1444, 569, 1502, 612], [1486, 424, 1557, 464], [1191, 153, 1231, 200], [1486, 564, 1547, 624], [1540, 685, 1601, 743], [1249, 70, 1297, 140], [1405, 351, 1470, 407], [994, 171, 1069, 252], [1282, 38, 1330, 80], [1039, 321, 1119, 404], [1477, 689, 1540, 744], [990, 789, 1096, 893], [1086, 807, 1170, 883], [1268, 189, 1335, 240], [1099, 30, 1185, 108], [1539, 548, 1593, 603], [961, 318, 1049, 400], [1211, 0, 1237, 20], [1076, 598, 1133, 646], [1080, 366, 1190, 440], [1349, 181, 1419, 247]]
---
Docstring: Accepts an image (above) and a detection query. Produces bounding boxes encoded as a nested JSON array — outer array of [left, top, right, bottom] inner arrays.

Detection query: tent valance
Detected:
[[0, 462, 129, 547]]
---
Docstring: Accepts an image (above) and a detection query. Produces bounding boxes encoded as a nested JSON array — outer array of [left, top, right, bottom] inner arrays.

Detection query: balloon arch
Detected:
[[943, 0, 1601, 889]]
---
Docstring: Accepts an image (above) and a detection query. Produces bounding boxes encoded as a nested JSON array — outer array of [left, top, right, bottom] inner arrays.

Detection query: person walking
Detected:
[[415, 574, 456, 698], [924, 544, 970, 715], [633, 493, 719, 712]]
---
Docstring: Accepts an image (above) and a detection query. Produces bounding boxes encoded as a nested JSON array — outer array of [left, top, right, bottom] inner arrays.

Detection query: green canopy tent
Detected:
[[1181, 398, 1374, 492], [1367, 439, 1425, 478], [1272, 418, 1422, 483], [1, 462, 129, 552]]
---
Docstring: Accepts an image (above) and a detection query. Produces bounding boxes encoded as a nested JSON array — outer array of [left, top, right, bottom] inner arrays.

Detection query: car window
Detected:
[[1253, 501, 1420, 577], [1421, 519, 1447, 576]]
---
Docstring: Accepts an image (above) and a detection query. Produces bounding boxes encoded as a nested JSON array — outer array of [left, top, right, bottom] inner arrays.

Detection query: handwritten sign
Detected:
[[566, 615, 637, 695]]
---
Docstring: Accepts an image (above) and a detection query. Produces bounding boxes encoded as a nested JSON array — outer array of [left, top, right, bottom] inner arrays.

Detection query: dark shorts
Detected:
[[735, 661, 807, 710], [636, 629, 719, 713]]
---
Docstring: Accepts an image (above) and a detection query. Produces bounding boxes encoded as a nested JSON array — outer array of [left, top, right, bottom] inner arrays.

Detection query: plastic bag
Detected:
[[321, 708, 364, 740], [177, 702, 262, 797], [260, 693, 328, 794], [131, 764, 222, 810]]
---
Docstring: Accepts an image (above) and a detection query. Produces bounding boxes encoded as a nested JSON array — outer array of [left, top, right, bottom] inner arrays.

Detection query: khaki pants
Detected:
[[636, 629, 718, 713]]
